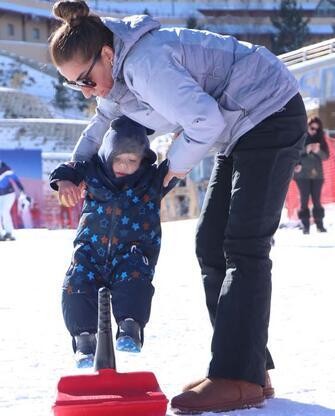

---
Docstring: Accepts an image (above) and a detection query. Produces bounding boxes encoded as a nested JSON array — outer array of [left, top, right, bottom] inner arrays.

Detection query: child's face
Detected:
[[112, 153, 142, 177]]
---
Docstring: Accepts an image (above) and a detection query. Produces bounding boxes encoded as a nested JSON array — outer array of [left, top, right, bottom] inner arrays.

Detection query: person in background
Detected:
[[18, 192, 33, 229], [50, 116, 177, 368], [294, 116, 329, 234], [0, 160, 26, 241], [49, 1, 307, 412]]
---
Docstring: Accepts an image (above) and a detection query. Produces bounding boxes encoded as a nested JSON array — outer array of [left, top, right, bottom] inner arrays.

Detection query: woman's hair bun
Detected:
[[53, 1, 90, 26]]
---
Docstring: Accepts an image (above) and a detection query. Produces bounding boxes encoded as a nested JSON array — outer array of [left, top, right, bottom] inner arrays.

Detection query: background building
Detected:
[[1, 0, 335, 63], [0, 1, 334, 227]]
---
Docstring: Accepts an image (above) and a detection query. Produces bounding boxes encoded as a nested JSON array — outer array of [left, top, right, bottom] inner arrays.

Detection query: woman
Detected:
[[294, 116, 329, 234], [49, 1, 307, 413]]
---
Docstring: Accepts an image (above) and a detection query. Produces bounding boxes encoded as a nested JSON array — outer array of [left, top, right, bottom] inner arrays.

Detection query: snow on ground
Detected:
[[0, 54, 89, 119], [0, 218, 335, 416], [0, 55, 56, 100]]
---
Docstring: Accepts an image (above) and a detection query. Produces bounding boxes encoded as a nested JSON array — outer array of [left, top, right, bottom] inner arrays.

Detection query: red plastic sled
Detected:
[[52, 288, 168, 416], [53, 368, 168, 416]]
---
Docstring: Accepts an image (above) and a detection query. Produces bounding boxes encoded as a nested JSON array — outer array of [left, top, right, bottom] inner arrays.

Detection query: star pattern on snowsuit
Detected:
[[100, 218, 109, 228], [132, 223, 140, 231], [91, 234, 98, 243], [120, 271, 128, 280], [104, 191, 113, 199], [143, 222, 150, 230], [121, 216, 129, 225], [112, 258, 118, 267], [101, 235, 109, 245], [87, 271, 95, 281], [106, 206, 113, 215]]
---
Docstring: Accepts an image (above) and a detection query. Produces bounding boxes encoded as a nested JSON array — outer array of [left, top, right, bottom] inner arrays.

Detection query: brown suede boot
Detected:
[[182, 371, 275, 399], [171, 378, 265, 413], [263, 371, 275, 399]]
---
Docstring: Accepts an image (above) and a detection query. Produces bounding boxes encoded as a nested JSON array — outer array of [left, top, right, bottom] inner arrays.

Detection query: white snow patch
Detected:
[[0, 219, 334, 416]]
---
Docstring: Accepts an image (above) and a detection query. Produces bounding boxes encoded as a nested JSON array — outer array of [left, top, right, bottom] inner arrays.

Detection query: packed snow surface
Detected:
[[0, 219, 334, 416]]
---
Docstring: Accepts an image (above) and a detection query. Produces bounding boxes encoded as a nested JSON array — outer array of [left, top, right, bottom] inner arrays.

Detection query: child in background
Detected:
[[50, 116, 177, 367]]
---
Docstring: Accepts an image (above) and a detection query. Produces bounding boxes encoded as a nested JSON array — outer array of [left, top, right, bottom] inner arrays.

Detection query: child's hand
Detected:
[[58, 181, 85, 207]]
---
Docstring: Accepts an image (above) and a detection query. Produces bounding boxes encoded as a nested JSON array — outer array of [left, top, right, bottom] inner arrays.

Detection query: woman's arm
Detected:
[[125, 53, 226, 174], [318, 135, 330, 161]]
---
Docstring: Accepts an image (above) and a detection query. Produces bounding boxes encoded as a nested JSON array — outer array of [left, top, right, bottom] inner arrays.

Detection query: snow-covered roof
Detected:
[[205, 23, 334, 35], [0, 0, 327, 21], [0, 118, 88, 126], [86, 0, 320, 18]]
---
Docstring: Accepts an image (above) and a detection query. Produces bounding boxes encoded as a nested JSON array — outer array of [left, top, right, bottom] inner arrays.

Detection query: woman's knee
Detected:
[[224, 236, 272, 260]]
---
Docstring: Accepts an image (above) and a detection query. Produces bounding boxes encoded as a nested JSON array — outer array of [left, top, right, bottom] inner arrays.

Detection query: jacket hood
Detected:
[[98, 116, 157, 170], [102, 15, 161, 79]]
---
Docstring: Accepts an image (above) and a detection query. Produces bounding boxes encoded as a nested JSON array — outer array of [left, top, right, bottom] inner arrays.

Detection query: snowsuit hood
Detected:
[[98, 116, 156, 168]]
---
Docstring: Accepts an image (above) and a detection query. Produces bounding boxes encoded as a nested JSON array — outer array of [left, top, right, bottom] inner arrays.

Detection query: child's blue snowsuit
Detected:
[[50, 141, 175, 340]]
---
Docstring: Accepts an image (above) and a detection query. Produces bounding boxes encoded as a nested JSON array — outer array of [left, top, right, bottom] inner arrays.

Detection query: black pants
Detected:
[[196, 94, 307, 386], [295, 178, 324, 210]]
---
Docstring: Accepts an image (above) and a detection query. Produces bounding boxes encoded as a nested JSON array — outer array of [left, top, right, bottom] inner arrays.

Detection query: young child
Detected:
[[50, 116, 177, 368]]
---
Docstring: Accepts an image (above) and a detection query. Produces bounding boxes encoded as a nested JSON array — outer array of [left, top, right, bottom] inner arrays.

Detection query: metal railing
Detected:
[[279, 38, 335, 66]]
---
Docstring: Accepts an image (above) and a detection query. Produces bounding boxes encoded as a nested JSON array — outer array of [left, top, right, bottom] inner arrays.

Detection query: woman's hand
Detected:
[[294, 164, 302, 173], [163, 170, 188, 187], [306, 144, 313, 153], [57, 180, 85, 207], [310, 143, 320, 153]]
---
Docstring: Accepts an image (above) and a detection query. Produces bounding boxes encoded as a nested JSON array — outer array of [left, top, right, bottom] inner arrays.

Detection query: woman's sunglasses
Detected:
[[63, 50, 101, 91], [309, 125, 319, 132]]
